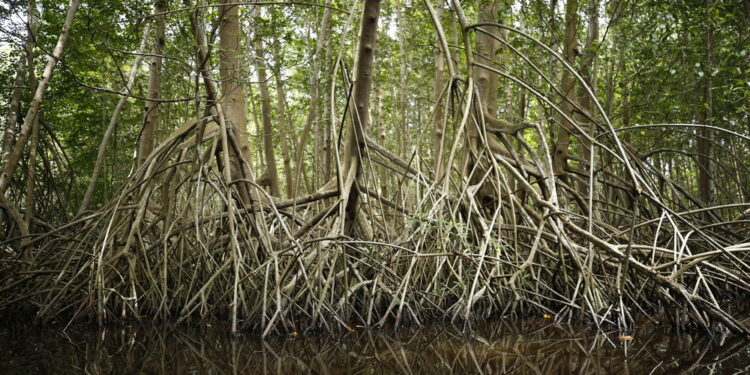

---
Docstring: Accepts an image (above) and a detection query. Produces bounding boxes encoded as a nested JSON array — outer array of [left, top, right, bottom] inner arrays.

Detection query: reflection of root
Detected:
[[15, 323, 748, 373]]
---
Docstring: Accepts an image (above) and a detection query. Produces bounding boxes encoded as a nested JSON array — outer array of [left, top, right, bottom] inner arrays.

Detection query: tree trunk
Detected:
[[188, 5, 252, 335], [473, 1, 502, 135], [78, 24, 152, 215], [697, 0, 713, 205], [0, 0, 79, 196], [219, 0, 253, 181], [342, 0, 381, 237], [293, 6, 331, 196], [466, 0, 504, 201], [253, 15, 281, 197], [433, 0, 446, 181], [273, 49, 294, 198], [2, 0, 39, 241], [397, 0, 408, 158], [322, 83, 332, 183], [248, 84, 265, 172], [1, 56, 26, 168], [374, 81, 387, 196], [577, 0, 598, 195], [552, 0, 579, 178], [321, 26, 334, 185], [136, 0, 166, 167], [0, 55, 26, 235], [23, 0, 40, 231]]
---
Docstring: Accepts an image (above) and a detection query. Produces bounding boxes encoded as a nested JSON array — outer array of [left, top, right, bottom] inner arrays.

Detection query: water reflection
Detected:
[[1, 319, 749, 374]]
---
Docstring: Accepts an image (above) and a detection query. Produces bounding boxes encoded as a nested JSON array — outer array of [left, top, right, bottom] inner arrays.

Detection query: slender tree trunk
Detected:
[[0, 0, 79, 196], [23, 0, 39, 230], [553, 0, 579, 178], [247, 83, 265, 172], [343, 0, 381, 237], [188, 5, 254, 334], [604, 0, 624, 119], [0, 55, 26, 231], [577, 0, 598, 195], [397, 0, 407, 158], [273, 49, 294, 198], [321, 32, 333, 185], [374, 82, 387, 195], [697, 0, 713, 205], [1, 56, 26, 168], [474, 1, 502, 128], [219, 0, 253, 181], [432, 0, 446, 180], [253, 17, 281, 197], [517, 14, 528, 121], [602, 34, 623, 214], [78, 24, 152, 215], [119, 2, 164, 322], [497, 5, 511, 116], [322, 84, 332, 183], [136, 0, 166, 166], [548, 0, 560, 93], [466, 0, 503, 199], [293, 5, 331, 195], [604, 51, 619, 118]]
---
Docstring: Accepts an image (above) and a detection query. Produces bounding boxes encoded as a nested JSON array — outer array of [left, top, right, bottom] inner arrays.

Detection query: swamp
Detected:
[[1, 0, 750, 372], [3, 319, 750, 374]]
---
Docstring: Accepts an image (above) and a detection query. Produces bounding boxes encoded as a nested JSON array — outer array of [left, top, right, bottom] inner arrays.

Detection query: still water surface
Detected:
[[1, 319, 749, 374]]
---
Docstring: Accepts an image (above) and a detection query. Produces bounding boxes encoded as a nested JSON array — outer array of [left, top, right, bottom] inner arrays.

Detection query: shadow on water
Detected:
[[1, 319, 749, 374]]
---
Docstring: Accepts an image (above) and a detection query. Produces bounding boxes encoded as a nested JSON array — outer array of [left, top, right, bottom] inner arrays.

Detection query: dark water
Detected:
[[1, 319, 749, 374]]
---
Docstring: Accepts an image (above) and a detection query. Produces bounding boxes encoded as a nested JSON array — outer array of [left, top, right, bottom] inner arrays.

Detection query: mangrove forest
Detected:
[[1, 0, 750, 340]]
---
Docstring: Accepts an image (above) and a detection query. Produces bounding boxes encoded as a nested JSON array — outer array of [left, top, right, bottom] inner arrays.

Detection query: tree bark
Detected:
[[552, 0, 579, 178], [219, 0, 253, 181], [397, 0, 407, 158], [374, 80, 387, 196], [78, 24, 152, 215], [472, 1, 502, 143], [466, 0, 505, 201], [136, 0, 166, 167], [432, 0, 446, 180], [253, 12, 281, 197], [322, 84, 332, 183], [697, 0, 713, 205], [23, 0, 40, 231], [188, 4, 254, 334], [273, 48, 294, 198], [342, 0, 381, 237], [1, 56, 26, 168], [577, 0, 598, 195], [321, 19, 334, 185], [0, 0, 79, 196], [0, 55, 26, 231], [293, 5, 331, 196]]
